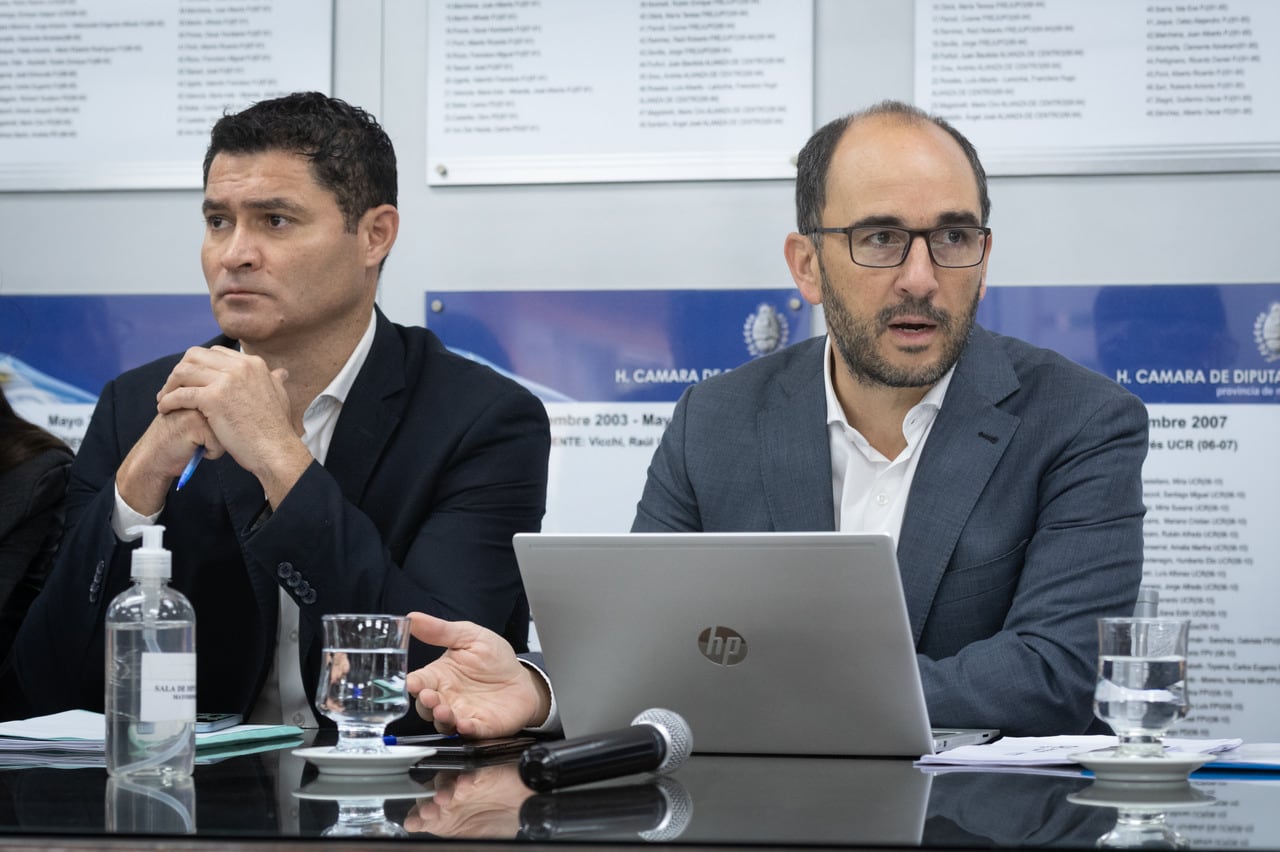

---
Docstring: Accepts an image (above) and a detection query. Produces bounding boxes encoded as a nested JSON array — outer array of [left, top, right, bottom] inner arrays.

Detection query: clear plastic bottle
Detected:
[[105, 525, 196, 778]]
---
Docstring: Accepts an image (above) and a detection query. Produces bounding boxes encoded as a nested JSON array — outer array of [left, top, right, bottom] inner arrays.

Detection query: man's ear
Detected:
[[784, 231, 824, 306], [976, 229, 993, 301], [361, 204, 400, 269]]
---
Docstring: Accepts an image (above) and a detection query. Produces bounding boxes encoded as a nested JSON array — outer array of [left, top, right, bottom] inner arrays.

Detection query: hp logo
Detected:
[[698, 626, 747, 666]]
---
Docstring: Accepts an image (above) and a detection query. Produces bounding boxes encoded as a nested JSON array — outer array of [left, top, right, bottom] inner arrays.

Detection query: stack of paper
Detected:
[[916, 735, 1245, 776], [0, 710, 305, 769]]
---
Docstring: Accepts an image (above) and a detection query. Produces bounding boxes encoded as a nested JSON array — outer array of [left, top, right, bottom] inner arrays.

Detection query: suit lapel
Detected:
[[896, 328, 1021, 642], [323, 310, 407, 505], [758, 339, 835, 531]]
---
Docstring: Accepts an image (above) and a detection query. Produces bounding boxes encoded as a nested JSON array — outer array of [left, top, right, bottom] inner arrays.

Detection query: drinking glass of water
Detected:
[[316, 614, 411, 753], [1094, 617, 1191, 758]]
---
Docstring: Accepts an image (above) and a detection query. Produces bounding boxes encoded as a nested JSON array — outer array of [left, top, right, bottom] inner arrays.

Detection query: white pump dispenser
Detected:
[[128, 524, 172, 580]]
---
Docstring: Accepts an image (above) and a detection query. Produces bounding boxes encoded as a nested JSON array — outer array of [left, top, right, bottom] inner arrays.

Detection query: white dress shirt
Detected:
[[823, 336, 953, 541]]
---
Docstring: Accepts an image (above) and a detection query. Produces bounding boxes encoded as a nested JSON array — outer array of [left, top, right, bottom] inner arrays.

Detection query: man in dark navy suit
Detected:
[[14, 93, 550, 733]]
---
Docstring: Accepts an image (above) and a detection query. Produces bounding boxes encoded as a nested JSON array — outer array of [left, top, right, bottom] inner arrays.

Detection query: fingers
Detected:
[[132, 410, 219, 476], [406, 666, 435, 696], [155, 346, 287, 422], [426, 698, 457, 734], [156, 345, 246, 401], [156, 385, 206, 416], [402, 801, 438, 833], [411, 676, 454, 732], [408, 611, 482, 651]]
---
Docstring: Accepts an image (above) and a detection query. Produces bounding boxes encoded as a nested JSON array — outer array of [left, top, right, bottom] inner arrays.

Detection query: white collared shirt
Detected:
[[822, 336, 954, 541], [114, 310, 379, 728]]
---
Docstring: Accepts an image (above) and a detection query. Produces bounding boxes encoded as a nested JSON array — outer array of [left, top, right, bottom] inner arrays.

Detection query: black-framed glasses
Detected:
[[809, 225, 991, 268]]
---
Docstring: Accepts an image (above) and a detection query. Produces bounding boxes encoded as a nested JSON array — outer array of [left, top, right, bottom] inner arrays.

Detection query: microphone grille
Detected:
[[639, 775, 693, 842], [632, 708, 692, 773]]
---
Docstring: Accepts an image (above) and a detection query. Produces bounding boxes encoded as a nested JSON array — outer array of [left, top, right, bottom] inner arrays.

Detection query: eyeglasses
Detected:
[[809, 225, 991, 269]]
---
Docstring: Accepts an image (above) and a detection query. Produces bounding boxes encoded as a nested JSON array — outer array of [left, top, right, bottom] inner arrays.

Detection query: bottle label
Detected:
[[139, 652, 197, 721]]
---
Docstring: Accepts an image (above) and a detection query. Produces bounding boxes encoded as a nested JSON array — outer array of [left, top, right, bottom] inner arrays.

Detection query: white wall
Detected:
[[0, 0, 1273, 329]]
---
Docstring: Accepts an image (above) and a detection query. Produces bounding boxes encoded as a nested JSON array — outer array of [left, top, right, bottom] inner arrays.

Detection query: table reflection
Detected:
[[0, 743, 1271, 848], [403, 762, 532, 839], [518, 776, 691, 841], [1069, 779, 1217, 849], [295, 773, 432, 838], [924, 769, 1113, 847], [105, 775, 196, 835]]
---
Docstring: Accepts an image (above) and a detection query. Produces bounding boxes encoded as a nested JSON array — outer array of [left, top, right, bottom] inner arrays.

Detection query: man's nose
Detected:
[[219, 225, 260, 270], [894, 234, 940, 299]]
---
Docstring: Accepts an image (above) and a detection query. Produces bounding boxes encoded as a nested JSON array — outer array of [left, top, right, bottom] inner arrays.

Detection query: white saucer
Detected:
[[292, 745, 436, 777], [1068, 749, 1212, 783], [294, 775, 436, 801], [1068, 780, 1215, 811]]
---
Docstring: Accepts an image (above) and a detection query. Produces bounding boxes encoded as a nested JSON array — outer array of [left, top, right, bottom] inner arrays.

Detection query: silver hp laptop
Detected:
[[513, 532, 998, 757]]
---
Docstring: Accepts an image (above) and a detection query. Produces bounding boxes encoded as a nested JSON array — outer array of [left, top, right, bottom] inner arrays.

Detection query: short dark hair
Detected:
[[794, 100, 990, 236], [203, 92, 397, 233]]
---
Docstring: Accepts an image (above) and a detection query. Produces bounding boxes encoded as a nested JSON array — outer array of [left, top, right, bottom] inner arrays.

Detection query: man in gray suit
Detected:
[[404, 100, 1147, 738]]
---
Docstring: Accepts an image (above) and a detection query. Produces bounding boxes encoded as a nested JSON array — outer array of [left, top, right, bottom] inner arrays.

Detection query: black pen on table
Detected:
[[176, 446, 205, 490]]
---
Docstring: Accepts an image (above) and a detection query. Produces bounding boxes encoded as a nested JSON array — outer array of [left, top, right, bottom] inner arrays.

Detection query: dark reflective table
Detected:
[[0, 739, 1276, 850]]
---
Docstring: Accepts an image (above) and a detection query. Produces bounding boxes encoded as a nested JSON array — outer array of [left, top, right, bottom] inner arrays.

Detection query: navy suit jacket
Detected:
[[14, 310, 550, 732], [633, 327, 1148, 735]]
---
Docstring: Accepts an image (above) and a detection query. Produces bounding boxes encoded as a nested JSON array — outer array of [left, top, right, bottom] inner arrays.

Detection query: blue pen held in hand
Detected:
[[175, 446, 206, 491]]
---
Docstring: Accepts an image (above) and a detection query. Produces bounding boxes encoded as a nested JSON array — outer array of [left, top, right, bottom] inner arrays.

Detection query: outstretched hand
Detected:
[[406, 612, 550, 739]]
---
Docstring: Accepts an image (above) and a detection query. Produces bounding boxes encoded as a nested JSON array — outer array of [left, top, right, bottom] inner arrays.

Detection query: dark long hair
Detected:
[[0, 384, 71, 475]]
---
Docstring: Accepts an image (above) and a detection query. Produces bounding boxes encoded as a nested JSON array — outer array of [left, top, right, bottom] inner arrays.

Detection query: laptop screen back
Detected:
[[514, 532, 936, 757]]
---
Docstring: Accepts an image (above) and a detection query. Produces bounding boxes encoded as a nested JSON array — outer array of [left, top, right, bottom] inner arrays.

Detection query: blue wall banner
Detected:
[[427, 289, 812, 533], [977, 283, 1280, 404], [0, 294, 217, 449], [426, 289, 810, 403]]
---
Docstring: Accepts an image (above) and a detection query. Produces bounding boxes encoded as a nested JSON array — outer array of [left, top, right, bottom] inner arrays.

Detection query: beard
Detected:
[[819, 258, 980, 389]]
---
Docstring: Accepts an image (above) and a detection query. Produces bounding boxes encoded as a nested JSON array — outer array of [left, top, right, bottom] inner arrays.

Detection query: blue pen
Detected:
[[383, 733, 459, 746], [175, 446, 206, 491]]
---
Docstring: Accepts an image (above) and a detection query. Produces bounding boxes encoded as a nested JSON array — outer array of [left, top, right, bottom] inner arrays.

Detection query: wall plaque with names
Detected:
[[914, 0, 1280, 174]]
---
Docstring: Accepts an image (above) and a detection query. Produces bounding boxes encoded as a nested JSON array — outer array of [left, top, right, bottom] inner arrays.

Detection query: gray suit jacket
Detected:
[[633, 327, 1148, 736]]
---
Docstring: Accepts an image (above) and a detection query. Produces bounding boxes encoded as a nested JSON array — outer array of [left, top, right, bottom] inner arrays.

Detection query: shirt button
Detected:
[[876, 492, 890, 506], [291, 713, 305, 725], [288, 629, 299, 643]]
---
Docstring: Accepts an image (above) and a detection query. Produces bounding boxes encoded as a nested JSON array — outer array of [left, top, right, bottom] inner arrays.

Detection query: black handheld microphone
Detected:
[[518, 776, 692, 841], [518, 708, 692, 792]]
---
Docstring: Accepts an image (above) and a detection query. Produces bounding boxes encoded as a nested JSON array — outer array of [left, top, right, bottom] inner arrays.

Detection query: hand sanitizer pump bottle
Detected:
[[105, 525, 196, 778]]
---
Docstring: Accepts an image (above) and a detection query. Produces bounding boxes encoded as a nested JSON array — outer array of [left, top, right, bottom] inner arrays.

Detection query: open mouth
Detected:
[[885, 317, 941, 339]]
